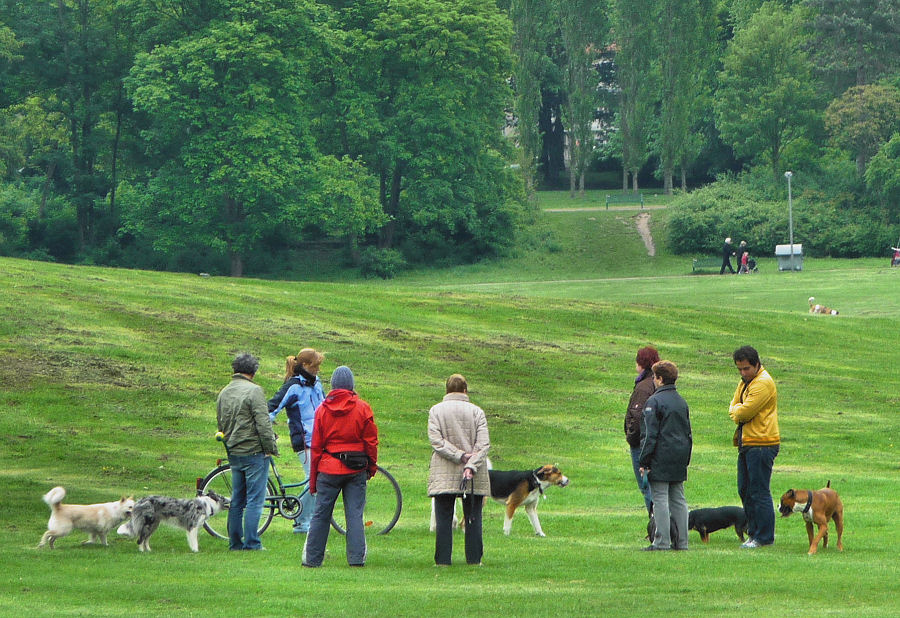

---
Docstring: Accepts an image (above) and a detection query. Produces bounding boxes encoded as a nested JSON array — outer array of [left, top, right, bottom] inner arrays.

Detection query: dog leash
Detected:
[[802, 491, 813, 514], [459, 475, 476, 525]]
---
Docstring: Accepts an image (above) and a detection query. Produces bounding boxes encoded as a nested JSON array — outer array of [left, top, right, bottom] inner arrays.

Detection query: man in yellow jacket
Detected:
[[729, 345, 779, 548]]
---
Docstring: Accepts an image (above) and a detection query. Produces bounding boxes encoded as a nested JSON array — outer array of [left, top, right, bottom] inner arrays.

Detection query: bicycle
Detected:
[[196, 436, 402, 539]]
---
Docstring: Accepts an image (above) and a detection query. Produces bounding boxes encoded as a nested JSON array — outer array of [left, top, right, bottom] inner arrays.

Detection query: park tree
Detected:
[[613, 0, 655, 193], [510, 0, 552, 193], [654, 0, 715, 195], [556, 0, 608, 197], [324, 0, 520, 262], [124, 0, 329, 276], [805, 0, 900, 90], [825, 84, 900, 175], [865, 132, 900, 220], [715, 3, 821, 183]]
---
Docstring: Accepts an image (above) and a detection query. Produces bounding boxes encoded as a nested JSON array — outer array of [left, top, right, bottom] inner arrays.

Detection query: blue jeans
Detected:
[[294, 449, 316, 532], [737, 445, 779, 545], [227, 453, 269, 550], [630, 447, 653, 513], [303, 471, 367, 566]]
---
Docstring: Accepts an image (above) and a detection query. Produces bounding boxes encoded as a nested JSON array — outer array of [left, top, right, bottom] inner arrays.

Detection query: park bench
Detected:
[[691, 257, 720, 273], [605, 192, 644, 209]]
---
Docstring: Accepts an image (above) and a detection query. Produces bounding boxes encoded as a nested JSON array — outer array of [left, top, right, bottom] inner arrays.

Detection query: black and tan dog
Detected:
[[489, 465, 569, 537], [779, 481, 844, 555], [688, 506, 747, 543]]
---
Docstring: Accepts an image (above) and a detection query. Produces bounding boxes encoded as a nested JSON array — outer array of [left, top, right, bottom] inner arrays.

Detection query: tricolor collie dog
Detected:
[[809, 297, 839, 315], [39, 486, 135, 548], [117, 492, 228, 552], [490, 465, 570, 536]]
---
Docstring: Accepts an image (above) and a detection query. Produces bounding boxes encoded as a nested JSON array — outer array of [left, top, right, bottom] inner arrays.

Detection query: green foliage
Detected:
[[715, 3, 823, 182], [825, 84, 900, 174], [359, 246, 406, 279], [0, 182, 79, 261], [865, 132, 900, 215], [666, 177, 895, 258]]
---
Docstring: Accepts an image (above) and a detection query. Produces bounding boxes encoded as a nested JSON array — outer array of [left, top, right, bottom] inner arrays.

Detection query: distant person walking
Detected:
[[735, 241, 748, 274], [428, 374, 491, 566], [625, 346, 659, 514], [729, 346, 779, 548], [720, 237, 735, 274], [216, 353, 279, 551], [639, 361, 692, 551]]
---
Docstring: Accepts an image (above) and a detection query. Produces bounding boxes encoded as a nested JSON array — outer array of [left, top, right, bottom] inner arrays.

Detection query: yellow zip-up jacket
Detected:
[[729, 367, 779, 447]]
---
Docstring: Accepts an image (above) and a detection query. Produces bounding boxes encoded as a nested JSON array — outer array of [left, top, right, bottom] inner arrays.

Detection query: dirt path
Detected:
[[636, 212, 655, 256], [542, 205, 668, 212]]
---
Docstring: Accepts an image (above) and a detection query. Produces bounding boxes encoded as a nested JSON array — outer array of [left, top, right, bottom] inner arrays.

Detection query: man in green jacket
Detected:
[[217, 353, 279, 550]]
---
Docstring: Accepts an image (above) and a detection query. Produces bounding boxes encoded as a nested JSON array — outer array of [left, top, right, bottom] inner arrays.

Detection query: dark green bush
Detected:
[[359, 246, 406, 279]]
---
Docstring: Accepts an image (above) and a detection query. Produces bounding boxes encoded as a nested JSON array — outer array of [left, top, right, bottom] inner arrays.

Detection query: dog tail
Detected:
[[43, 486, 66, 509], [826, 480, 831, 488]]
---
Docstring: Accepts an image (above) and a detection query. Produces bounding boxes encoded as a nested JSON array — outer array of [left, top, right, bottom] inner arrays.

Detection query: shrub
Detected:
[[359, 246, 406, 279]]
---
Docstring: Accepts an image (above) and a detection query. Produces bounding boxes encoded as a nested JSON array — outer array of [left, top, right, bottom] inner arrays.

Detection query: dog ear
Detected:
[[788, 489, 795, 498]]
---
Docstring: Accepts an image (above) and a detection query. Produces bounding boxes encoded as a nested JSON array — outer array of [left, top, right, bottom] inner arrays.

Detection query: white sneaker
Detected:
[[741, 539, 761, 549]]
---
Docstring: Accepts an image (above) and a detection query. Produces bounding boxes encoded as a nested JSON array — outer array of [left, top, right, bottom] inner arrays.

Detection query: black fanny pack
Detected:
[[325, 449, 369, 470]]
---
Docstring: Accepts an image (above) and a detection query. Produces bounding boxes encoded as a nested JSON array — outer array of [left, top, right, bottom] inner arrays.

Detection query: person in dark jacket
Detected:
[[302, 366, 378, 568], [720, 237, 735, 274], [625, 346, 659, 514], [639, 360, 692, 551]]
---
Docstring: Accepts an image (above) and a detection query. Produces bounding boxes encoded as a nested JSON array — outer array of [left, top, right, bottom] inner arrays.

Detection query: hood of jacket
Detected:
[[320, 389, 358, 416]]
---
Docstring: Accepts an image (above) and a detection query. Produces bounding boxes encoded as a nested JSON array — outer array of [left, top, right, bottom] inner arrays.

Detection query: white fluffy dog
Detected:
[[39, 486, 135, 549]]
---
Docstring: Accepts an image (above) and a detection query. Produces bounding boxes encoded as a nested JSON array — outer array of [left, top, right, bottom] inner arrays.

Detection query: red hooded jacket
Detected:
[[309, 389, 378, 494]]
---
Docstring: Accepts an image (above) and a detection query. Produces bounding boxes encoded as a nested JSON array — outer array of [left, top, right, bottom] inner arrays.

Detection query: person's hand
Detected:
[[461, 453, 472, 464], [463, 467, 474, 480]]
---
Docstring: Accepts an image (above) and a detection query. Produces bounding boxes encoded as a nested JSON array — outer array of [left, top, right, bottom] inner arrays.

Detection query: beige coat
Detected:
[[427, 392, 491, 496]]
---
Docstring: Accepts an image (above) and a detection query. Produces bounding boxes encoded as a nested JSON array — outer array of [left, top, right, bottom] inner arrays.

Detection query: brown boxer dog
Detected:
[[779, 481, 844, 555]]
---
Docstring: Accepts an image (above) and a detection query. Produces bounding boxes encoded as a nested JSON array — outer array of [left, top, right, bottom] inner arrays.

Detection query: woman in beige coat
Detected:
[[428, 374, 490, 565]]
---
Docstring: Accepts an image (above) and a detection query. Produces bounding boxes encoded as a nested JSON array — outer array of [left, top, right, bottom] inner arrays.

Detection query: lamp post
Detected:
[[785, 171, 794, 271]]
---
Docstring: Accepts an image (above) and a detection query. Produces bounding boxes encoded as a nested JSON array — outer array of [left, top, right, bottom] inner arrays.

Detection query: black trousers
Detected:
[[433, 493, 483, 565]]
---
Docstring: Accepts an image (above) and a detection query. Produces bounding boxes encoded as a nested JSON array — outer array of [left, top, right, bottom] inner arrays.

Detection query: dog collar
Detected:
[[532, 471, 545, 498], [802, 492, 813, 514]]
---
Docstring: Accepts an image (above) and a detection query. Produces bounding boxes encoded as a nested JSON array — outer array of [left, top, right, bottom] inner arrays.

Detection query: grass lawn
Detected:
[[1, 204, 899, 616]]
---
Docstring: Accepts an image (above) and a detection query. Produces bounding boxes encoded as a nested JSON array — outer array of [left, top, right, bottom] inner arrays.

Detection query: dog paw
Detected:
[[535, 532, 546, 537]]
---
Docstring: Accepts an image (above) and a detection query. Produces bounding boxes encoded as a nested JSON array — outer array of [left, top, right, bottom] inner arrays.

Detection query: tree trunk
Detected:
[[230, 252, 244, 278], [680, 167, 687, 192], [663, 166, 673, 196], [40, 161, 57, 218], [622, 168, 628, 192], [631, 168, 639, 193]]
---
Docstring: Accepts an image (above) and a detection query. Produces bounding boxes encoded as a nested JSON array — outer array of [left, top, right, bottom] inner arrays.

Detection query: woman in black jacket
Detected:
[[625, 346, 659, 514], [639, 360, 692, 551]]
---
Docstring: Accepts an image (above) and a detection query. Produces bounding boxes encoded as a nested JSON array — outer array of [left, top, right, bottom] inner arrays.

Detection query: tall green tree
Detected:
[[655, 0, 712, 195], [614, 0, 655, 192], [510, 0, 551, 193], [825, 84, 900, 175], [865, 132, 900, 220], [124, 0, 327, 276], [715, 3, 821, 182], [556, 0, 608, 197], [805, 0, 900, 89], [324, 0, 521, 262]]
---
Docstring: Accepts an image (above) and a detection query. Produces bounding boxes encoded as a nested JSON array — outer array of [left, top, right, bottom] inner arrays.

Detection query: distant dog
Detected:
[[489, 465, 570, 536], [39, 486, 135, 549], [809, 297, 839, 315], [779, 481, 844, 555], [688, 507, 747, 543], [117, 492, 228, 552]]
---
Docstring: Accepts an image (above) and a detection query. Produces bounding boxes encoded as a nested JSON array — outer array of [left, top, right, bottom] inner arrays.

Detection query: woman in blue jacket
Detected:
[[270, 348, 325, 534]]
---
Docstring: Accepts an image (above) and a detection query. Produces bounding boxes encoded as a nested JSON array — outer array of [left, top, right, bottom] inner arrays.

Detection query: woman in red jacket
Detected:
[[302, 366, 378, 568]]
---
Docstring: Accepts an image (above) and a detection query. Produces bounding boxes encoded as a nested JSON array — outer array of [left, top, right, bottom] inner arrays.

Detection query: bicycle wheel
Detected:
[[197, 464, 277, 539], [331, 465, 402, 536]]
